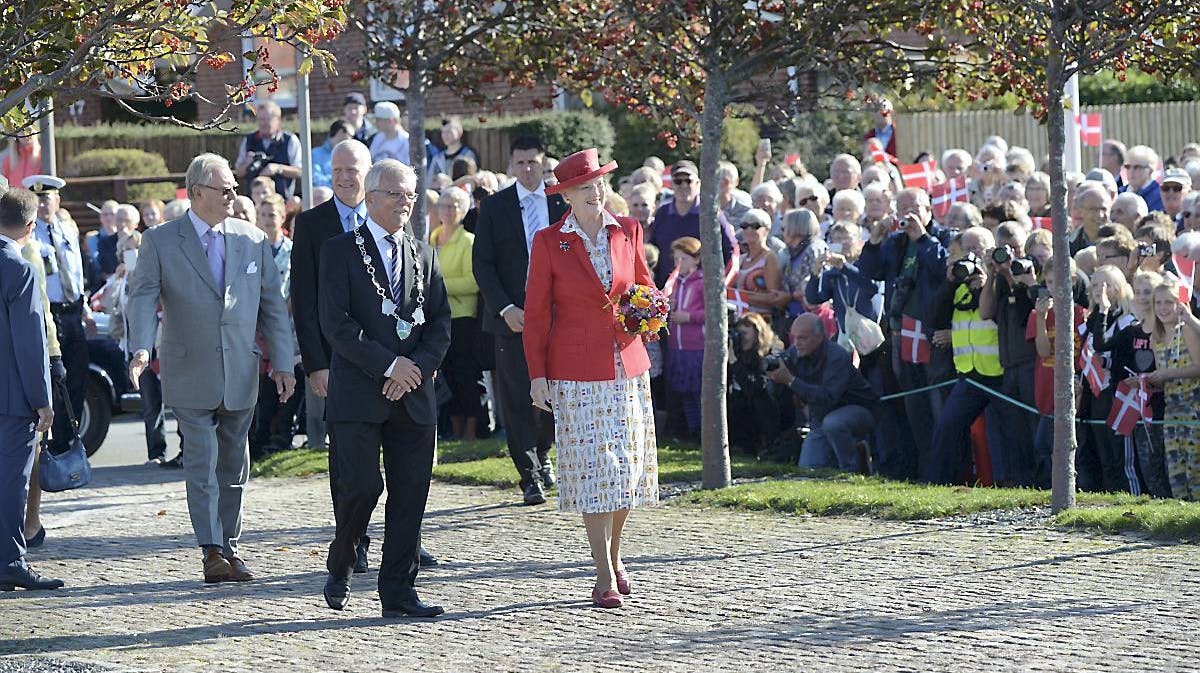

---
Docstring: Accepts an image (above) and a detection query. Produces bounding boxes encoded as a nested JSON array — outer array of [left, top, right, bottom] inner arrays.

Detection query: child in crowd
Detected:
[[1144, 278, 1200, 501], [667, 237, 705, 437], [1027, 257, 1088, 489], [1079, 265, 1136, 492]]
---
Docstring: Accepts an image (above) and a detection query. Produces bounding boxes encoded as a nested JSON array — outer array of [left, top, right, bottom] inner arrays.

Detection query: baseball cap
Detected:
[[671, 160, 698, 178], [1162, 167, 1190, 186], [373, 102, 401, 120], [343, 92, 366, 106]]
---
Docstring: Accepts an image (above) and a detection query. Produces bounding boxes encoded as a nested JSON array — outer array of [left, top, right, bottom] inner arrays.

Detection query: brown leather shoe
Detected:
[[224, 555, 255, 582], [203, 549, 233, 584]]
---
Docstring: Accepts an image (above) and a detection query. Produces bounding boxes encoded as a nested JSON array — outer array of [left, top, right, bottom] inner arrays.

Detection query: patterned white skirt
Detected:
[[549, 367, 659, 514]]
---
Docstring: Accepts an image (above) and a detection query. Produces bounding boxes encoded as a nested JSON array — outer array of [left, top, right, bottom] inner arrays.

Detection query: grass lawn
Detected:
[[251, 440, 1200, 539]]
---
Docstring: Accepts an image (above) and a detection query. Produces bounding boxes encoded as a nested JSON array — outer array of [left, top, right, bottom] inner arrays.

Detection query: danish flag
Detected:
[[1107, 378, 1146, 436], [866, 138, 896, 166], [726, 287, 750, 317], [931, 177, 970, 219], [1078, 339, 1110, 396], [900, 315, 930, 364], [1031, 216, 1052, 231], [1077, 113, 1102, 147], [784, 153, 802, 166], [1172, 253, 1196, 305], [900, 159, 939, 192]]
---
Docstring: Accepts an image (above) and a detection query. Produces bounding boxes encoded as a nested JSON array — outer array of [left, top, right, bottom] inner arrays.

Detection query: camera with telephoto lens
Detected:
[[952, 252, 983, 283], [1010, 257, 1035, 277], [991, 247, 1012, 265], [764, 354, 784, 372], [245, 151, 270, 177]]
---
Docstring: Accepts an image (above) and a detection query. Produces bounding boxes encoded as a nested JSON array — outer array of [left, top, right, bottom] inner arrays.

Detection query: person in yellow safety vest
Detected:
[[925, 227, 1007, 485]]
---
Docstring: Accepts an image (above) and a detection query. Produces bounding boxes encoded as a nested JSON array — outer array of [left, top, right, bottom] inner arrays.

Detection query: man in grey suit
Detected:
[[127, 153, 296, 584], [0, 187, 61, 592]]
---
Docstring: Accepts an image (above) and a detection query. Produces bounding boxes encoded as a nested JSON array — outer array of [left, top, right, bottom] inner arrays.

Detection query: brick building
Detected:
[[59, 24, 557, 127]]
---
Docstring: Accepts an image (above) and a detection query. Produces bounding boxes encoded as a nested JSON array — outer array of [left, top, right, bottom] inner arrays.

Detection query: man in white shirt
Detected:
[[368, 102, 410, 165]]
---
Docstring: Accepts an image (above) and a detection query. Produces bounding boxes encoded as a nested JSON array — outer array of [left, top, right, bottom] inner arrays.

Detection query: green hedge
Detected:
[[491, 110, 615, 163], [607, 108, 760, 190], [61, 148, 177, 202]]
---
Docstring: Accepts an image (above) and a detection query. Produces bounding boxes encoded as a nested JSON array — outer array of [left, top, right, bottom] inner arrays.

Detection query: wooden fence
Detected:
[[896, 101, 1200, 166]]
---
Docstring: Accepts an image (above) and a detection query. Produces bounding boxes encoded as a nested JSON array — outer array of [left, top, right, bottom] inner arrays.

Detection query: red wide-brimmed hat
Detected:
[[545, 148, 618, 195]]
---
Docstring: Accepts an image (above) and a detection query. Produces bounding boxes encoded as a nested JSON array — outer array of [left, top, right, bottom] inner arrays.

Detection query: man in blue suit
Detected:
[[0, 187, 61, 592]]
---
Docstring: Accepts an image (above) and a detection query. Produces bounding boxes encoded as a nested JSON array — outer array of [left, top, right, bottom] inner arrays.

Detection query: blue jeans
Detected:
[[800, 405, 876, 472]]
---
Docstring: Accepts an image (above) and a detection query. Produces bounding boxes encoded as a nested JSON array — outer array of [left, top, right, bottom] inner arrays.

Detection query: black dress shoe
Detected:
[[540, 463, 556, 490], [354, 536, 370, 574], [161, 454, 184, 469], [323, 573, 350, 610], [382, 595, 444, 618], [522, 482, 546, 506], [0, 563, 64, 591], [418, 547, 438, 568], [26, 526, 46, 549]]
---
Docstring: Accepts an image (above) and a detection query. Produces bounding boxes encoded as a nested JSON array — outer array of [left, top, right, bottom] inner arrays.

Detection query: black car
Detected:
[[82, 313, 142, 456]]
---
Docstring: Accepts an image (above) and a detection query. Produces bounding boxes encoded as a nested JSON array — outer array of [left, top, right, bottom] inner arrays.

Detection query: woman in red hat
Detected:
[[524, 148, 659, 609]]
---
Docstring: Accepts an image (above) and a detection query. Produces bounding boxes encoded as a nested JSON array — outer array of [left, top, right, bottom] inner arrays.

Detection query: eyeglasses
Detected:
[[1161, 183, 1185, 193], [672, 177, 694, 185], [371, 189, 418, 203], [197, 184, 239, 199], [1123, 164, 1150, 172], [740, 223, 764, 230], [798, 195, 819, 205]]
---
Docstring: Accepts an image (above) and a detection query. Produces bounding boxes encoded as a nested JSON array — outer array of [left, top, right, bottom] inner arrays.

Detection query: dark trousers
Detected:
[[892, 340, 940, 477], [991, 362, 1038, 485], [138, 368, 168, 460], [926, 377, 1000, 484], [251, 364, 304, 455], [1084, 387, 1130, 493], [327, 405, 435, 607], [0, 415, 37, 567], [49, 308, 87, 453], [493, 333, 553, 487], [443, 317, 484, 419]]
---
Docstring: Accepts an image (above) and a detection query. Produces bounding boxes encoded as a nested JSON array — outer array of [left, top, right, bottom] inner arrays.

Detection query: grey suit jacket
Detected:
[[126, 214, 293, 411]]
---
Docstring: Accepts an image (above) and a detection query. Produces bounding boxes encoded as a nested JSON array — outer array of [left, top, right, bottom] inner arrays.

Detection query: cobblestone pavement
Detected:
[[3, 463, 1198, 673]]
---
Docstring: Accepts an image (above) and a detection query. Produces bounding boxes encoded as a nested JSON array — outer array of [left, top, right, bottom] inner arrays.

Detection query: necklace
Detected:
[[353, 225, 425, 339]]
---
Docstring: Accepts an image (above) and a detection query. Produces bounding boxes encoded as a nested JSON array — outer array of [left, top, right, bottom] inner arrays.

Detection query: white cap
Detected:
[[22, 174, 66, 193], [373, 102, 401, 120]]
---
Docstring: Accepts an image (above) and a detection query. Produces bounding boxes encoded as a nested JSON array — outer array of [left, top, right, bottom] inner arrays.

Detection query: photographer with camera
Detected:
[[925, 227, 1007, 484], [978, 222, 1039, 486], [858, 188, 948, 475], [235, 101, 302, 199], [767, 314, 879, 473]]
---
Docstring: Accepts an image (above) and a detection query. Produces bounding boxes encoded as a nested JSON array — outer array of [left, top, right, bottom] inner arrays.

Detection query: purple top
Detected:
[[669, 269, 706, 352], [649, 198, 737, 288]]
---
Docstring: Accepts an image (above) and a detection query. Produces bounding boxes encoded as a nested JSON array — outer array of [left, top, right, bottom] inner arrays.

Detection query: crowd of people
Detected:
[[4, 90, 1200, 605]]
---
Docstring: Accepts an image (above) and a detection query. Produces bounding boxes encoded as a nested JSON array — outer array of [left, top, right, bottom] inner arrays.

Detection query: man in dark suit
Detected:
[[472, 136, 567, 505], [294, 140, 440, 572], [319, 159, 451, 618], [0, 187, 61, 592]]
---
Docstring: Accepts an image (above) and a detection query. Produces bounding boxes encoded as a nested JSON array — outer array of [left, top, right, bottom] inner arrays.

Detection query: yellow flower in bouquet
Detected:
[[631, 294, 651, 309]]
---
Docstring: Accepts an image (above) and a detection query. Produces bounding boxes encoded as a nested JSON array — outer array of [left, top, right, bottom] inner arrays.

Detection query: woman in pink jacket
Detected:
[[667, 236, 705, 436]]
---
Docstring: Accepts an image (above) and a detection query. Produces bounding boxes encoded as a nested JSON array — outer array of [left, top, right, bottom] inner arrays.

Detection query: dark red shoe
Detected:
[[592, 588, 623, 608], [614, 569, 631, 596]]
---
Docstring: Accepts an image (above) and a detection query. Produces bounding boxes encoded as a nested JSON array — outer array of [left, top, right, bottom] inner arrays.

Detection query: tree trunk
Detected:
[[698, 70, 732, 489], [1046, 37, 1077, 512], [407, 66, 429, 240]]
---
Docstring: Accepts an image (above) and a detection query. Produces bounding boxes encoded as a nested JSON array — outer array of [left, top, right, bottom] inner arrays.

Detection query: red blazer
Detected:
[[524, 213, 654, 382]]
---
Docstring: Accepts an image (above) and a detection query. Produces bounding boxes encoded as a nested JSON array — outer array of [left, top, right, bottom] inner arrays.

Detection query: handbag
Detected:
[[39, 379, 92, 492], [836, 282, 886, 356]]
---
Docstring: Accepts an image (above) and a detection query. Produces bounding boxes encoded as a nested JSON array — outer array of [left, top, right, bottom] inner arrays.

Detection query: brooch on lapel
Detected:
[[559, 240, 571, 252]]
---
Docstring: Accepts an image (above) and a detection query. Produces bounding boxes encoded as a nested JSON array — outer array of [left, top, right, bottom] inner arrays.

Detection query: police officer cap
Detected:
[[22, 174, 66, 194]]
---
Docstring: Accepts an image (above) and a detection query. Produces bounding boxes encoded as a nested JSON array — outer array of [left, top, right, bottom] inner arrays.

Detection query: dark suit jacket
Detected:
[[0, 239, 51, 417], [472, 184, 567, 335], [292, 198, 346, 373], [318, 226, 451, 425]]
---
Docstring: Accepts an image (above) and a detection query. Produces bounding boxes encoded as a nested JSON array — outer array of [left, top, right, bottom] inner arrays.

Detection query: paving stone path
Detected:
[[2, 463, 1198, 672]]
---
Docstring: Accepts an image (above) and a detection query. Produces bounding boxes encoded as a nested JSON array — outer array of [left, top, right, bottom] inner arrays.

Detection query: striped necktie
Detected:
[[384, 233, 403, 302]]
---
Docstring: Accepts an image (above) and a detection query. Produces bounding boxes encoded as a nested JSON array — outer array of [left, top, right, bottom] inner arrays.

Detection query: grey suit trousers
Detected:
[[173, 405, 254, 555]]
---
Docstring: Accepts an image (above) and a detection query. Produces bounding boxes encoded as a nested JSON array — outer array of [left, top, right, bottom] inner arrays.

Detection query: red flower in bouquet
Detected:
[[616, 284, 670, 341]]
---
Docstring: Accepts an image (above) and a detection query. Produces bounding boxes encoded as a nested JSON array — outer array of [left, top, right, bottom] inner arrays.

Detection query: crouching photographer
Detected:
[[925, 227, 1008, 484], [767, 314, 879, 473]]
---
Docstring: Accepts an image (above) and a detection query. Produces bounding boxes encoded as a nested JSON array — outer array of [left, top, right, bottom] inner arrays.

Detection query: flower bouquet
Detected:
[[616, 284, 670, 342]]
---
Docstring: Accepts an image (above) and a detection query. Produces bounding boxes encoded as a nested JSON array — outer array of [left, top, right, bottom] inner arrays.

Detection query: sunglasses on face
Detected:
[[798, 195, 819, 205], [673, 177, 694, 185], [1161, 183, 1185, 193], [740, 223, 764, 230]]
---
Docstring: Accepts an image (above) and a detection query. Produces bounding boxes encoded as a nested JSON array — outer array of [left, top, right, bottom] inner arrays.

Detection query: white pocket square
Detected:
[[246, 261, 258, 274]]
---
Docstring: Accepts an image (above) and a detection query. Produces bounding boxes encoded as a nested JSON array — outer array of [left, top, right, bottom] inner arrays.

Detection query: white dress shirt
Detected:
[[515, 179, 550, 252]]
